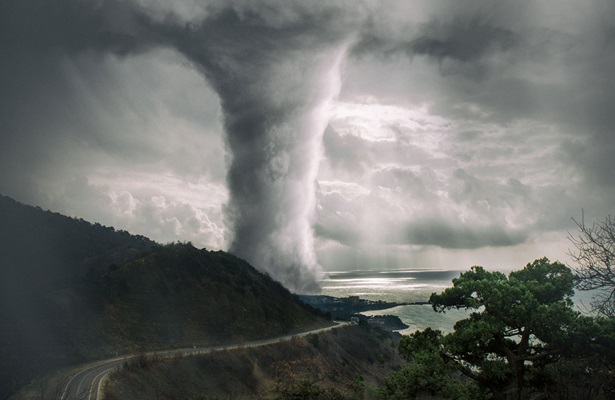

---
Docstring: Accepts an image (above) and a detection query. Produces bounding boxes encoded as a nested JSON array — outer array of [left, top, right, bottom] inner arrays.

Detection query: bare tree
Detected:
[[568, 212, 615, 317]]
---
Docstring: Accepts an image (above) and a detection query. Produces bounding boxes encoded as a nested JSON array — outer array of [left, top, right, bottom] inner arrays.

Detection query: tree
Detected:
[[568, 213, 615, 317], [379, 328, 482, 400], [385, 259, 583, 400]]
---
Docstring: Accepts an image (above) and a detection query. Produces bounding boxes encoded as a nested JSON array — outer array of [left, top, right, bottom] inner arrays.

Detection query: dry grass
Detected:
[[104, 325, 403, 400]]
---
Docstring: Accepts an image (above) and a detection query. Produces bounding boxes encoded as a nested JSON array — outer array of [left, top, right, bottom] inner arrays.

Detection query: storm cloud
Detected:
[[1, 0, 358, 292], [1, 0, 615, 281], [353, 15, 517, 65], [145, 6, 355, 292]]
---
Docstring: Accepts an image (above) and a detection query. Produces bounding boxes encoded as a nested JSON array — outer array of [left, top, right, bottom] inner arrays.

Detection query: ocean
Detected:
[[319, 269, 597, 335]]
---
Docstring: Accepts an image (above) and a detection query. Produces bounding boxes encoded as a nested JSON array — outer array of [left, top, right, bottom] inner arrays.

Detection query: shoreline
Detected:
[[300, 294, 428, 332]]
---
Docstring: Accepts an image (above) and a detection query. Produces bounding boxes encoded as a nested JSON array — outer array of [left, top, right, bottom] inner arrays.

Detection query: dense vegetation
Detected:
[[380, 258, 615, 400], [0, 196, 328, 399]]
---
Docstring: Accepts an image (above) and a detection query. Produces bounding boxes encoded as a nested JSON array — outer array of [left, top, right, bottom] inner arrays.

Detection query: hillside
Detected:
[[103, 324, 403, 400], [0, 196, 328, 399]]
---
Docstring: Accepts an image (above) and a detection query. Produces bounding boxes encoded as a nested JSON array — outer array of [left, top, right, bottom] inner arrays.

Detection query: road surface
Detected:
[[60, 321, 349, 400]]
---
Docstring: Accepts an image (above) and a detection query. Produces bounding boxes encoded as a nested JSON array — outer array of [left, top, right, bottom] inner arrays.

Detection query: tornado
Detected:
[[153, 8, 350, 292], [3, 0, 354, 293]]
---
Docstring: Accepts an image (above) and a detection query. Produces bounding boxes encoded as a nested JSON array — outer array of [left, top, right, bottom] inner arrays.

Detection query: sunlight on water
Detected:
[[320, 269, 460, 304], [320, 269, 464, 333], [320, 269, 599, 334]]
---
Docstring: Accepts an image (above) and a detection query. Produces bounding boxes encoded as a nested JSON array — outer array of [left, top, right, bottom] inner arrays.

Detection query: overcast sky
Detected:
[[1, 0, 614, 291]]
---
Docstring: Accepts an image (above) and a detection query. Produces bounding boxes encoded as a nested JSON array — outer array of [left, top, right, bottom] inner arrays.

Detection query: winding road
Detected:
[[59, 321, 349, 400]]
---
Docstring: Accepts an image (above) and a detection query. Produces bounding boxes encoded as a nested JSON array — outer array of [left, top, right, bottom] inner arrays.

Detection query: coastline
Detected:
[[301, 294, 425, 332]]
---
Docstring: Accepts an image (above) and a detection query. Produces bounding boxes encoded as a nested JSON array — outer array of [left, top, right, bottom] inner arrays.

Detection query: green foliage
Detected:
[[309, 333, 320, 348], [381, 328, 481, 400], [548, 312, 611, 357], [383, 258, 615, 400]]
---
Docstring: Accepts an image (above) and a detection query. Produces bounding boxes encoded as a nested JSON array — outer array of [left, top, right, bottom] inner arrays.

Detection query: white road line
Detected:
[[60, 371, 80, 400], [60, 321, 349, 399], [90, 369, 111, 400], [76, 367, 100, 398], [61, 358, 119, 400]]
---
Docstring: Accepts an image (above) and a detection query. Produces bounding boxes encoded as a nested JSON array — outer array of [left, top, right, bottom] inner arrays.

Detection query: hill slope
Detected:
[[104, 324, 403, 400], [0, 196, 328, 398]]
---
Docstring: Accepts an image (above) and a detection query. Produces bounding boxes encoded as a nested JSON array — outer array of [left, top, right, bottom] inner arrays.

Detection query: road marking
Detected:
[[76, 367, 102, 399], [90, 369, 111, 400], [59, 321, 349, 399], [61, 358, 121, 400], [60, 371, 79, 400]]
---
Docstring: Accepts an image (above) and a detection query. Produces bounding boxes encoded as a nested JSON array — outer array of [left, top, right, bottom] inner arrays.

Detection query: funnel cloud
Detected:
[[1, 0, 353, 292], [151, 9, 351, 292], [3, 0, 615, 287]]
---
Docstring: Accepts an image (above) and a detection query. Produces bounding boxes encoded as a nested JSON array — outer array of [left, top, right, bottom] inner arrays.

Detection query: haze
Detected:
[[1, 0, 614, 291]]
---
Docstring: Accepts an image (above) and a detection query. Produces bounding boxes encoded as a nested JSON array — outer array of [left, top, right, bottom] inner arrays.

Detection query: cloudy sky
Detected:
[[1, 0, 614, 292]]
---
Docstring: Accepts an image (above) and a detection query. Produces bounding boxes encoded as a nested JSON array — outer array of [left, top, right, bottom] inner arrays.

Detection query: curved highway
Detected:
[[60, 321, 349, 400]]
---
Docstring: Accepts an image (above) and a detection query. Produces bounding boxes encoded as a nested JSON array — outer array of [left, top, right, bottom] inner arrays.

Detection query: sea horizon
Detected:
[[319, 268, 473, 304], [319, 268, 599, 334]]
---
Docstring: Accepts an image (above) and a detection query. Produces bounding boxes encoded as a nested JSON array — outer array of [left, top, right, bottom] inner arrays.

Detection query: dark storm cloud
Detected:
[[0, 0, 222, 187], [568, 127, 615, 189], [562, 23, 615, 189], [427, 10, 615, 196], [139, 5, 358, 292], [402, 219, 528, 249], [352, 15, 517, 77], [0, 0, 150, 56], [351, 2, 615, 226], [409, 17, 516, 63], [4, 0, 615, 276], [1, 0, 360, 292], [0, 0, 156, 205]]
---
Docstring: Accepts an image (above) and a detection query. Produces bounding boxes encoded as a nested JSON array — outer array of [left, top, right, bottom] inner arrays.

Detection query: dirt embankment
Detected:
[[104, 324, 403, 400]]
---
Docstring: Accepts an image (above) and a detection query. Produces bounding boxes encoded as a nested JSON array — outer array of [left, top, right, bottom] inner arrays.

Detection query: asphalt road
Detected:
[[60, 321, 349, 400]]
